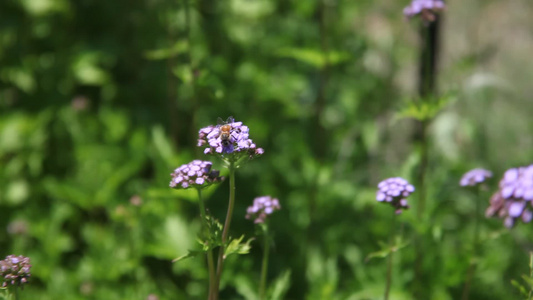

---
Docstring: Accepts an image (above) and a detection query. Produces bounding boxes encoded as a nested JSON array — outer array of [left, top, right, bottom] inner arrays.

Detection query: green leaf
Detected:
[[224, 235, 254, 257], [521, 274, 533, 289], [172, 249, 203, 263], [365, 239, 409, 262], [396, 93, 456, 121], [206, 214, 224, 248], [72, 52, 110, 86], [269, 270, 292, 300], [511, 279, 528, 297], [276, 48, 350, 69]]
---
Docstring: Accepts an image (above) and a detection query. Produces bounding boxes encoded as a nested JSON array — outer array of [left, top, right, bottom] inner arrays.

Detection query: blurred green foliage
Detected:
[[1, 0, 532, 299]]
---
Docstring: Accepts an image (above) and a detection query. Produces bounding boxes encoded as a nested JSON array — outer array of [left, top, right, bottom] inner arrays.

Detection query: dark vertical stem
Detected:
[[413, 17, 440, 299], [418, 19, 440, 98], [213, 162, 236, 299], [384, 211, 397, 300]]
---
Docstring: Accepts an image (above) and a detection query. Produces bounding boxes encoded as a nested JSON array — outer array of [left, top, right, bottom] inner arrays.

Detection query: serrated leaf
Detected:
[[173, 215, 224, 263], [224, 235, 254, 258], [206, 214, 224, 248]]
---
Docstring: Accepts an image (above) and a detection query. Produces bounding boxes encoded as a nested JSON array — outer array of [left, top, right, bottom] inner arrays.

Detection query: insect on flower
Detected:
[[217, 116, 234, 147]]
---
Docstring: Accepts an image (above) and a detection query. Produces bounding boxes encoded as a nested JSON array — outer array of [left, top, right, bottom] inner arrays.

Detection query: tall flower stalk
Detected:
[[403, 1, 445, 297], [375, 177, 415, 300], [169, 160, 224, 298], [246, 196, 281, 300], [459, 168, 492, 300], [197, 117, 264, 299], [384, 211, 397, 300]]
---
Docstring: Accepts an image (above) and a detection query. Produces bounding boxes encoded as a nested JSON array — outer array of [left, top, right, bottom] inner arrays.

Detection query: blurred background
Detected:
[[1, 0, 533, 299]]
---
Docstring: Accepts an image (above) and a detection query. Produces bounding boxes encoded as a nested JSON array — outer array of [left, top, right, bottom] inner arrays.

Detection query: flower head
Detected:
[[0, 255, 31, 288], [403, 0, 446, 23], [376, 177, 415, 214], [460, 168, 492, 187], [197, 117, 264, 161], [170, 160, 224, 189], [246, 196, 281, 224], [486, 164, 533, 228]]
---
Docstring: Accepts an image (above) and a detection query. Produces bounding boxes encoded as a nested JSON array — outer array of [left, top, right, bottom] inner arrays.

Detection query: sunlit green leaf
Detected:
[[225, 235, 254, 257], [276, 48, 350, 69]]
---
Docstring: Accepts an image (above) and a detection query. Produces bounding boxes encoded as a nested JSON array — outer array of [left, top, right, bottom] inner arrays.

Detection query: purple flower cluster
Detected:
[[197, 117, 264, 158], [403, 0, 445, 22], [460, 168, 492, 187], [486, 165, 533, 228], [376, 177, 415, 214], [0, 255, 31, 288], [246, 196, 281, 224], [170, 160, 224, 189]]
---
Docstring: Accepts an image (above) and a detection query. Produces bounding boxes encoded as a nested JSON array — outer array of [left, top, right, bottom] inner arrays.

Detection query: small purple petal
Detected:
[[376, 192, 386, 202], [509, 201, 525, 217]]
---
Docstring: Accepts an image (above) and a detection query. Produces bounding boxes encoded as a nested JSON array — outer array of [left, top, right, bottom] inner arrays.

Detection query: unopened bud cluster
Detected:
[[246, 196, 281, 224], [0, 255, 31, 288]]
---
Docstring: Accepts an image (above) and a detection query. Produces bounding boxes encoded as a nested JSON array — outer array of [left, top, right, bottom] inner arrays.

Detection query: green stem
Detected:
[[197, 189, 216, 300], [528, 252, 533, 300], [461, 188, 481, 300], [384, 210, 397, 300], [259, 225, 270, 300], [13, 287, 19, 300], [213, 161, 236, 299]]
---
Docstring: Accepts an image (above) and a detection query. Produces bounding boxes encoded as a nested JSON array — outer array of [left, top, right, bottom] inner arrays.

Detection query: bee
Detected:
[[217, 116, 234, 147]]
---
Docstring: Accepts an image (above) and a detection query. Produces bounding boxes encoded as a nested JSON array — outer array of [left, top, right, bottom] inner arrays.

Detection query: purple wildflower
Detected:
[[460, 168, 492, 187], [169, 160, 224, 189], [246, 196, 281, 224], [197, 117, 264, 159], [486, 164, 533, 228], [376, 177, 415, 214], [0, 255, 31, 288], [403, 0, 445, 23]]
